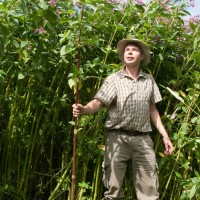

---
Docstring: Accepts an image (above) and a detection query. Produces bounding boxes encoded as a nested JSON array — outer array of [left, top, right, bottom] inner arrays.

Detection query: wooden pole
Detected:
[[71, 49, 80, 200], [71, 5, 83, 199]]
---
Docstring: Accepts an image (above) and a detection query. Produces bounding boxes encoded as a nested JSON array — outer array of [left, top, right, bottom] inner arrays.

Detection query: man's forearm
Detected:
[[150, 104, 170, 139], [82, 99, 103, 115], [150, 103, 174, 155]]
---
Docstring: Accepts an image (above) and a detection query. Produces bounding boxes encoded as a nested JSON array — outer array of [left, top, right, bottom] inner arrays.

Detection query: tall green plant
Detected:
[[0, 0, 199, 199]]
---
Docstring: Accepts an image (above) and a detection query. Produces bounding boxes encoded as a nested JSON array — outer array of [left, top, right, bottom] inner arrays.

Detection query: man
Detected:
[[72, 38, 173, 200]]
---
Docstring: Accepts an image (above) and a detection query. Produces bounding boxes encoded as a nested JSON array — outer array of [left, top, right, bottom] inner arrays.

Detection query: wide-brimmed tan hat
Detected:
[[117, 38, 151, 66]]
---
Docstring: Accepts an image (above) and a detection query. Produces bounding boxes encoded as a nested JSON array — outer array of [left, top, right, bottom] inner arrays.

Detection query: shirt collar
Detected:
[[120, 65, 147, 79]]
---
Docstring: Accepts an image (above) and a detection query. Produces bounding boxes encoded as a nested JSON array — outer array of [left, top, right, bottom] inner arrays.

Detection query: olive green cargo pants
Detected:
[[103, 130, 159, 200]]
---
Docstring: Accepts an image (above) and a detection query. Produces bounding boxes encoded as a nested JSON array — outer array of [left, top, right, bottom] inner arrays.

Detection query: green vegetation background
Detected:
[[0, 0, 199, 199]]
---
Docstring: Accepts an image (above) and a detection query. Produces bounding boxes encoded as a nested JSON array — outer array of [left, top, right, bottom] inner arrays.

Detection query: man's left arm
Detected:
[[150, 103, 174, 155]]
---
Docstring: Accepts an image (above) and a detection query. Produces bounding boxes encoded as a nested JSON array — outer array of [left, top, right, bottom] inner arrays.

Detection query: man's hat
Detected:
[[117, 38, 151, 66]]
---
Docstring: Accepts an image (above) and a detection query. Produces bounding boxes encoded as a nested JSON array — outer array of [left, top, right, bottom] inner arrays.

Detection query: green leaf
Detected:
[[189, 22, 196, 31], [21, 40, 28, 49], [68, 121, 75, 126], [60, 44, 75, 56], [166, 87, 184, 103], [194, 170, 200, 177], [173, 133, 178, 140], [196, 125, 200, 133], [191, 117, 197, 124], [181, 123, 187, 134], [195, 138, 200, 143], [68, 78, 76, 89], [12, 40, 20, 48], [78, 182, 92, 189], [175, 172, 182, 179], [159, 53, 163, 61], [18, 73, 25, 80], [195, 150, 200, 160], [38, 0, 48, 9], [189, 185, 196, 199], [0, 70, 6, 76], [191, 177, 200, 184], [60, 45, 67, 56], [193, 37, 198, 49]]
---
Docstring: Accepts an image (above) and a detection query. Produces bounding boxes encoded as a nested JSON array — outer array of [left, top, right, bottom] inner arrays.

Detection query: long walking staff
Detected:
[[71, 34, 81, 200], [71, 3, 83, 200]]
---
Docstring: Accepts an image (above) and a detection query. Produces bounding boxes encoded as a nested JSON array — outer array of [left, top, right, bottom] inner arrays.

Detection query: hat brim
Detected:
[[117, 39, 150, 66]]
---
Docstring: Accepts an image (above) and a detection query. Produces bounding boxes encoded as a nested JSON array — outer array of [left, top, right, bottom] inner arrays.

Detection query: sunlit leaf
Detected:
[[68, 78, 76, 89], [18, 73, 25, 79], [166, 87, 184, 103], [189, 185, 196, 199], [181, 123, 187, 134], [175, 172, 182, 178], [97, 145, 105, 151], [158, 152, 165, 157]]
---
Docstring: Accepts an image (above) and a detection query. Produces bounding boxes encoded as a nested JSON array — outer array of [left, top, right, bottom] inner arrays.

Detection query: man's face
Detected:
[[123, 44, 143, 67]]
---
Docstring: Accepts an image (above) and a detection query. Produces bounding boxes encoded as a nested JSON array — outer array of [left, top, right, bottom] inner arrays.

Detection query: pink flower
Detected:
[[182, 24, 188, 30], [161, 2, 169, 11], [108, 0, 121, 4], [57, 8, 62, 15], [135, 0, 144, 5], [49, 0, 57, 6], [189, 15, 200, 23], [39, 27, 45, 34], [190, 0, 195, 7]]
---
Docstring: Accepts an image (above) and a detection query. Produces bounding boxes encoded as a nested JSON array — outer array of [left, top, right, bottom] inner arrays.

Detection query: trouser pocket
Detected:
[[102, 161, 110, 189], [155, 162, 159, 191]]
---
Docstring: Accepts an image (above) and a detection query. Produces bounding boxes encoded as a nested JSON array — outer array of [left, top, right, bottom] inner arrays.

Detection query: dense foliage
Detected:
[[0, 0, 199, 199]]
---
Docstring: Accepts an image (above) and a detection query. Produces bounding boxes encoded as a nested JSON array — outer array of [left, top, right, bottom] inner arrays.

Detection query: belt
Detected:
[[108, 128, 149, 136]]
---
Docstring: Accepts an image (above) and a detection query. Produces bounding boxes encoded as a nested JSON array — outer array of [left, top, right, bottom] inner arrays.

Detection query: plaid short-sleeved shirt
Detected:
[[94, 69, 162, 132]]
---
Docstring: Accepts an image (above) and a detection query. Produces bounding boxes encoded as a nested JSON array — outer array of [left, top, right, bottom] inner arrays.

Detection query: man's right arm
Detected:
[[72, 98, 104, 117]]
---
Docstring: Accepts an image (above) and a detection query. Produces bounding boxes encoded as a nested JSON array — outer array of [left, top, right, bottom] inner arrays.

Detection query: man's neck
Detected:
[[125, 65, 140, 80]]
